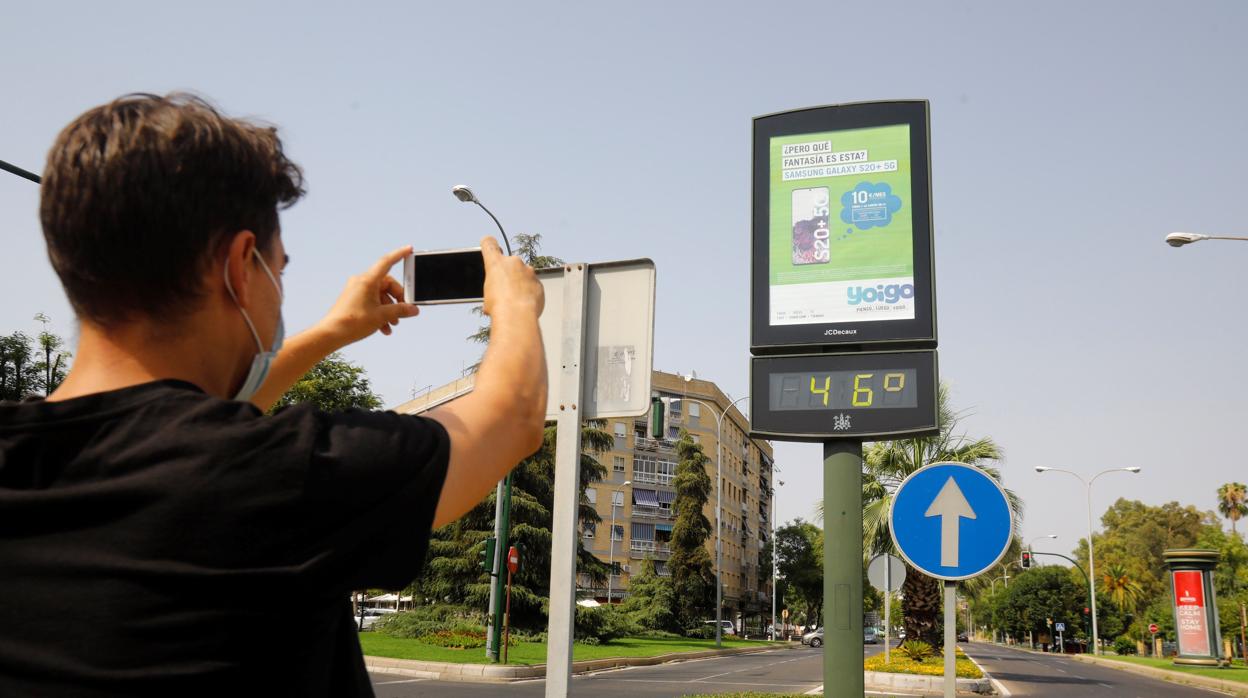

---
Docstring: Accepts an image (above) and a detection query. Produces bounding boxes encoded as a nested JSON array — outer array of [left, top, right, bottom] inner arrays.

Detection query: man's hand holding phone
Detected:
[[480, 236, 544, 321]]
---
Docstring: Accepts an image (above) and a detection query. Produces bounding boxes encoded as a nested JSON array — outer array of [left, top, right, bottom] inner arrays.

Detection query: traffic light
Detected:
[[1021, 551, 1032, 568], [647, 397, 665, 439], [479, 536, 497, 572]]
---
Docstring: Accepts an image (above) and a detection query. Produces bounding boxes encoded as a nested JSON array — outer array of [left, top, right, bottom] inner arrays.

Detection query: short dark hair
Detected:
[[40, 93, 305, 327]]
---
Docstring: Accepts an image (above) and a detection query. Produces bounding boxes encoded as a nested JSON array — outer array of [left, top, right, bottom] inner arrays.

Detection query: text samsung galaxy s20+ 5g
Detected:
[[791, 187, 830, 266]]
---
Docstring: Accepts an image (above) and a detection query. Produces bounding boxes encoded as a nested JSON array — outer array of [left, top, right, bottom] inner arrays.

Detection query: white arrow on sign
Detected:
[[924, 476, 977, 567]]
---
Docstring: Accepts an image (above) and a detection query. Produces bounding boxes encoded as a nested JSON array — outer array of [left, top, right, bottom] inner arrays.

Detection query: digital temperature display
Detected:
[[769, 370, 917, 411], [751, 350, 937, 441]]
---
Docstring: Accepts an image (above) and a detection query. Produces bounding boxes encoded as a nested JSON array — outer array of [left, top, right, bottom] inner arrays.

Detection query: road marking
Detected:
[[1097, 682, 1113, 688], [373, 678, 427, 685], [609, 678, 814, 688]]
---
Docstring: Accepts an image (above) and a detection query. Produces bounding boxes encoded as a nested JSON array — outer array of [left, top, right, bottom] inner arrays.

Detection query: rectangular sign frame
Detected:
[[749, 349, 938, 441], [751, 101, 936, 355]]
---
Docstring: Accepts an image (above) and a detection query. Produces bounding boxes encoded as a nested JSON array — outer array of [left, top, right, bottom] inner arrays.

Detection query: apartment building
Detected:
[[578, 371, 776, 628]]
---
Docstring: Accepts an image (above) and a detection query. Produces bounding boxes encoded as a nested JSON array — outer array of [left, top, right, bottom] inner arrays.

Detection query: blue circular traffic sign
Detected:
[[889, 461, 1014, 581]]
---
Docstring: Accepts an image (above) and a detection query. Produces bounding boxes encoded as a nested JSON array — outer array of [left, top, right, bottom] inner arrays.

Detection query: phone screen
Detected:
[[403, 249, 486, 304]]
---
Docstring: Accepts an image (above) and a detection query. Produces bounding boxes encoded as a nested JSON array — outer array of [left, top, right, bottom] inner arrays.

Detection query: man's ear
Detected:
[[224, 231, 258, 309]]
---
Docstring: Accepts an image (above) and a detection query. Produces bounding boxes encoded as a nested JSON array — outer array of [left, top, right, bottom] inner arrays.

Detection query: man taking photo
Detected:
[[0, 93, 547, 697]]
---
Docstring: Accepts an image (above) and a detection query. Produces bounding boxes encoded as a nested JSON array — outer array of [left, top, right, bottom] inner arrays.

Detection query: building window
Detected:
[[613, 455, 626, 473], [583, 522, 596, 538], [688, 402, 700, 418], [586, 488, 597, 504], [613, 422, 627, 449], [612, 490, 624, 507], [667, 425, 680, 440], [668, 398, 682, 416], [612, 525, 624, 541]]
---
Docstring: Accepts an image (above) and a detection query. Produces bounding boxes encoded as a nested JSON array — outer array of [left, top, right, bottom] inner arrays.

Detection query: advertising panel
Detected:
[[751, 101, 935, 353], [1172, 570, 1211, 656], [768, 125, 915, 327]]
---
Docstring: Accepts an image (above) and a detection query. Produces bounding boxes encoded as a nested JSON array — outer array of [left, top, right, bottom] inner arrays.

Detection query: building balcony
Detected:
[[633, 471, 675, 486], [630, 540, 671, 559], [634, 436, 675, 452], [632, 505, 672, 520]]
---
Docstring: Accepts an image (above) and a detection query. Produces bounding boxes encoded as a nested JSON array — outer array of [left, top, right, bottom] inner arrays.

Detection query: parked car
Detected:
[[957, 631, 969, 642], [802, 627, 824, 647], [354, 607, 397, 631], [703, 620, 735, 636], [864, 627, 880, 644]]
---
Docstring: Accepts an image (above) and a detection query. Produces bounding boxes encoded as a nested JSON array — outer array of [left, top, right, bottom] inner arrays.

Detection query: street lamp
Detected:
[[681, 378, 750, 649], [1035, 466, 1141, 654], [605, 480, 631, 606], [771, 476, 784, 641], [1165, 231, 1248, 247]]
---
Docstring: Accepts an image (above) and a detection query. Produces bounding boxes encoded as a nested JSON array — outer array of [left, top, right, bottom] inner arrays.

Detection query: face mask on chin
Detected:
[[223, 249, 285, 402]]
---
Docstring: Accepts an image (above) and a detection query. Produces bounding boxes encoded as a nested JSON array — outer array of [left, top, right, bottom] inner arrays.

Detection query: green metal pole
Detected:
[[823, 440, 864, 698], [490, 473, 513, 661]]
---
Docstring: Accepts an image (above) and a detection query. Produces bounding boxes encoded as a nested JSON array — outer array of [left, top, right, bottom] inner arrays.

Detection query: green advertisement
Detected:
[[768, 124, 916, 326]]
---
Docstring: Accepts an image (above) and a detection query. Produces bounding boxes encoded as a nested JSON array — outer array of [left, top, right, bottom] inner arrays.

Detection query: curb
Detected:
[[365, 642, 801, 683], [1069, 654, 1248, 697]]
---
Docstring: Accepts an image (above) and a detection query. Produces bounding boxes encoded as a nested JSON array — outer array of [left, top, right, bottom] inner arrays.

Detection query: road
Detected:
[[963, 642, 1221, 697], [369, 644, 884, 697]]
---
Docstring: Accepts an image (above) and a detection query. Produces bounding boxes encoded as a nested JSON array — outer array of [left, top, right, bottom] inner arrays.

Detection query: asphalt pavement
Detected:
[[963, 642, 1223, 697], [368, 644, 880, 697]]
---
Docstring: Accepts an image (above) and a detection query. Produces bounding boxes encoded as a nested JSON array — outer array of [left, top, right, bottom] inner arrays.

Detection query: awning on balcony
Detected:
[[632, 522, 655, 540], [633, 488, 658, 506], [655, 523, 673, 533], [656, 489, 675, 505]]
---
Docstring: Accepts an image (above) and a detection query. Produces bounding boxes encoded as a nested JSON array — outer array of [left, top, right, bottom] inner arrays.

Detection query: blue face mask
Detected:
[[223, 250, 285, 402]]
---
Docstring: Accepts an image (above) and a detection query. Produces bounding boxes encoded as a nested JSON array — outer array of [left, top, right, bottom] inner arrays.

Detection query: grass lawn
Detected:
[[1098, 654, 1248, 684], [359, 633, 774, 666]]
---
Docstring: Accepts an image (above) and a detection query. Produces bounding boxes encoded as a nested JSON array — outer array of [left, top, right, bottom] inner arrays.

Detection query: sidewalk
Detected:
[[365, 641, 800, 683]]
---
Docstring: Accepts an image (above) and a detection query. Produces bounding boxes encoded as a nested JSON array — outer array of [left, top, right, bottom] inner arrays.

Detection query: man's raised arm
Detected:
[[427, 237, 547, 528]]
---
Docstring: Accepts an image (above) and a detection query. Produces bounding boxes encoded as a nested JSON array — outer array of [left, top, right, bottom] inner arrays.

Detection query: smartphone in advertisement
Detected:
[[791, 187, 830, 265], [402, 247, 486, 304]]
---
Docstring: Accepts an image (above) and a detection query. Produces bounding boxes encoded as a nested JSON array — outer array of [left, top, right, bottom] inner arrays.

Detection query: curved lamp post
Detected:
[[680, 384, 751, 649], [1035, 466, 1141, 654], [606, 480, 631, 605]]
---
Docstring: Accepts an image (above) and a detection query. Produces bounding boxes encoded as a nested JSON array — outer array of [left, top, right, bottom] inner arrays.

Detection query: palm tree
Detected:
[[1217, 482, 1248, 536], [1099, 563, 1144, 614], [857, 384, 1019, 646]]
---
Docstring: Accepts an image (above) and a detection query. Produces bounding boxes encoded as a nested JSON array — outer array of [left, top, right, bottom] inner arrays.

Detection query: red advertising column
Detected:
[[1163, 549, 1224, 667], [1172, 570, 1210, 656]]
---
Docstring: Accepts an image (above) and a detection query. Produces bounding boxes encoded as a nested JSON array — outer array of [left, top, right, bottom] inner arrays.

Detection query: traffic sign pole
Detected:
[[822, 440, 864, 698], [943, 581, 956, 698]]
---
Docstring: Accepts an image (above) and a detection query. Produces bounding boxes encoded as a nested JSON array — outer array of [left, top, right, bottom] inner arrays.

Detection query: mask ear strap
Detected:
[[223, 256, 264, 351], [252, 249, 284, 301]]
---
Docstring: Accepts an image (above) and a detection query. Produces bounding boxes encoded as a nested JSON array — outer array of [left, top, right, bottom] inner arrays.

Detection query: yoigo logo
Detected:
[[847, 283, 915, 306]]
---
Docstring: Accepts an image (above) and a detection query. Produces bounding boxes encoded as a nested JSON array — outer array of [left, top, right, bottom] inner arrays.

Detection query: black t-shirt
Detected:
[[0, 380, 450, 697]]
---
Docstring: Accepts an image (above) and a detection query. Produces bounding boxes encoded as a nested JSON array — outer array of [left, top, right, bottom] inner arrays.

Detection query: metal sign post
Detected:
[[544, 264, 588, 697], [868, 553, 905, 664], [539, 260, 656, 697]]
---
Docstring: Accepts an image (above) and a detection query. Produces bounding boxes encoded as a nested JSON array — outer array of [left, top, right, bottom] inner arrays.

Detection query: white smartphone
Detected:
[[402, 247, 486, 304]]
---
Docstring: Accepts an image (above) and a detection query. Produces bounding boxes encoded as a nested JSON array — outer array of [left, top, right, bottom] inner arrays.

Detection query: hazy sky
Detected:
[[3, 2, 1246, 560]]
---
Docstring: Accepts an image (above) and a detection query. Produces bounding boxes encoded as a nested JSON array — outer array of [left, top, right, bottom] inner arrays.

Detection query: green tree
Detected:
[[0, 331, 42, 401], [1218, 482, 1248, 537], [669, 429, 715, 630], [619, 556, 678, 632], [410, 419, 610, 630], [774, 519, 824, 630], [270, 352, 382, 412], [1099, 562, 1145, 615], [992, 566, 1084, 644], [1074, 499, 1206, 605], [857, 384, 1016, 646], [32, 313, 71, 395]]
